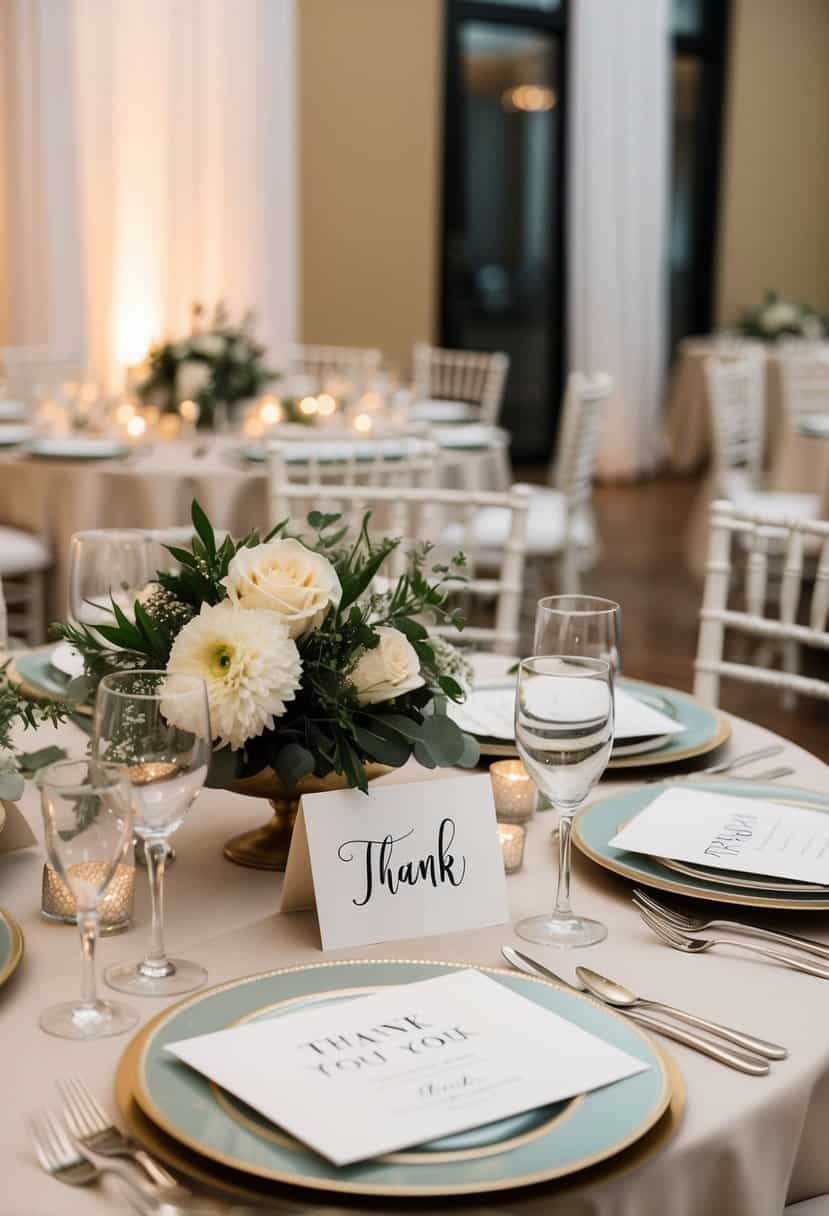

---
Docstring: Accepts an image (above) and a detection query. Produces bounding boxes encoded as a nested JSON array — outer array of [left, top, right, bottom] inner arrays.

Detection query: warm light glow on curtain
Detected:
[[0, 0, 297, 389]]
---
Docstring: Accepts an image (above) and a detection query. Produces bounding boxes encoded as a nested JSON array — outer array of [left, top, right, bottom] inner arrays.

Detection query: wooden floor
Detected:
[[527, 473, 828, 763]]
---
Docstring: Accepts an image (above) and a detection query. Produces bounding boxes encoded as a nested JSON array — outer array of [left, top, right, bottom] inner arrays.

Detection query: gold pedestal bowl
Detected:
[[223, 763, 392, 871]]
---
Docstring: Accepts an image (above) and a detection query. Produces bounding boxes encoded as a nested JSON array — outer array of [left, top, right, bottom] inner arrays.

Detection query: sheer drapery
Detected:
[[0, 0, 297, 388], [567, 0, 670, 479]]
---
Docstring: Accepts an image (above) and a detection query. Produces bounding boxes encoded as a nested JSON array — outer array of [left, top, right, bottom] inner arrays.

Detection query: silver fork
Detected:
[[58, 1074, 179, 1188], [637, 904, 829, 979], [29, 1105, 153, 1208], [633, 888, 829, 961]]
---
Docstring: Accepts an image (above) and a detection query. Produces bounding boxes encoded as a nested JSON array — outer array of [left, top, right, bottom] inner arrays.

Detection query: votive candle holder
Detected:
[[490, 759, 537, 824]]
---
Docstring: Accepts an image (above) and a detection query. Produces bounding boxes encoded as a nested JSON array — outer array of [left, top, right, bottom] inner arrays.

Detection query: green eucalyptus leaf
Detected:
[[18, 745, 67, 775], [438, 675, 465, 702], [273, 742, 315, 787], [393, 617, 428, 643], [457, 731, 481, 769], [416, 714, 466, 766], [0, 770, 24, 800], [351, 723, 411, 768]]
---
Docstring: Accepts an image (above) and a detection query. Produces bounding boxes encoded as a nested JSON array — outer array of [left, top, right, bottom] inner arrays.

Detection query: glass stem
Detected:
[[553, 813, 574, 919], [140, 841, 175, 978], [77, 908, 99, 1010]]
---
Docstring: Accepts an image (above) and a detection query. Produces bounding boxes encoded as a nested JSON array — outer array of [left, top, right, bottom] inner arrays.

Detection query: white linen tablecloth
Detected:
[[2, 693, 829, 1215]]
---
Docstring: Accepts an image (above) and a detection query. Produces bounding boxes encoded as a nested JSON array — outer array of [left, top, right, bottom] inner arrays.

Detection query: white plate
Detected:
[[28, 437, 128, 460], [434, 424, 501, 450], [49, 641, 84, 679], [0, 425, 34, 446], [409, 400, 478, 424], [0, 401, 28, 422]]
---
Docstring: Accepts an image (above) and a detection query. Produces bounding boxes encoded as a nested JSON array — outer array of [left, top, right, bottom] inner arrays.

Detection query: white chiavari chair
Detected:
[[267, 472, 530, 656], [440, 371, 611, 594], [412, 342, 509, 426], [779, 349, 829, 429], [0, 528, 50, 645], [1, 346, 82, 404], [705, 354, 820, 523], [694, 500, 829, 707], [281, 344, 383, 394]]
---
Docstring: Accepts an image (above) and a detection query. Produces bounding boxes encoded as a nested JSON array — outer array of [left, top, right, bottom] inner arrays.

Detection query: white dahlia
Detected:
[[165, 600, 302, 750]]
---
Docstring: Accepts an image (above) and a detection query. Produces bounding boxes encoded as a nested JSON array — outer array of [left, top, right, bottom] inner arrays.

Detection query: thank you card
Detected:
[[281, 774, 509, 950]]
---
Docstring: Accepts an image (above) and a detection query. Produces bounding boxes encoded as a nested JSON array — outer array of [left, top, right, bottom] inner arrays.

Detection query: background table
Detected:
[[0, 433, 509, 621], [2, 686, 828, 1215]]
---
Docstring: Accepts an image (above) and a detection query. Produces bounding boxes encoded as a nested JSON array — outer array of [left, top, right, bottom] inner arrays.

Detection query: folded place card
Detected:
[[610, 788, 829, 884], [448, 685, 685, 742], [281, 774, 509, 951], [0, 800, 37, 855], [166, 968, 648, 1166]]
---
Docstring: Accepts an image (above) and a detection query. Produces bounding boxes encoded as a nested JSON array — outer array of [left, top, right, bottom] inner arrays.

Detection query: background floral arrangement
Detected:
[[55, 502, 480, 793], [136, 303, 275, 429], [736, 291, 827, 340]]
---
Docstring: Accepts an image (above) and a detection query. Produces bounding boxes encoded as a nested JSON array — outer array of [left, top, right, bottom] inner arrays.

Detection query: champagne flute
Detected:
[[514, 656, 614, 948], [92, 670, 211, 996], [68, 529, 153, 627], [38, 759, 137, 1038], [534, 595, 621, 672]]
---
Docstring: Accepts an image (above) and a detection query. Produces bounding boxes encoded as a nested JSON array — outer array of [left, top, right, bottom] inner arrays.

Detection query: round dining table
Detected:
[[0, 430, 510, 621], [2, 655, 829, 1215]]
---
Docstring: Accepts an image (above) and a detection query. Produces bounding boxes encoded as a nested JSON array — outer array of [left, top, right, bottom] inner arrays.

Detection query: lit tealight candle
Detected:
[[259, 395, 283, 427], [490, 759, 537, 823], [42, 861, 135, 933], [178, 398, 200, 424], [126, 414, 147, 440], [497, 823, 526, 874], [353, 411, 373, 434], [316, 393, 337, 417], [299, 395, 319, 416]]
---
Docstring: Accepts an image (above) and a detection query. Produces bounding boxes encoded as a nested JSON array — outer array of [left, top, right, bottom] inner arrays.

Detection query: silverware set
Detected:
[[501, 945, 785, 1076]]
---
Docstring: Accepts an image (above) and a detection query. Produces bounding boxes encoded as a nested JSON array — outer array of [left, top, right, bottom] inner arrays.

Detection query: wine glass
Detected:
[[68, 529, 153, 627], [38, 759, 137, 1038], [514, 656, 614, 949], [534, 595, 621, 673], [92, 670, 211, 996]]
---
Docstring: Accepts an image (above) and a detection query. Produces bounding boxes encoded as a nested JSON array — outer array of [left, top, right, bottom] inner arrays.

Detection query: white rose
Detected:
[[350, 626, 424, 706], [222, 537, 341, 639], [175, 359, 211, 401], [193, 334, 226, 357]]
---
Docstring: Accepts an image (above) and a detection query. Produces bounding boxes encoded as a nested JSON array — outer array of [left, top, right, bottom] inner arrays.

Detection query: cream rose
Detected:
[[176, 358, 211, 401], [222, 537, 341, 639], [350, 626, 424, 706]]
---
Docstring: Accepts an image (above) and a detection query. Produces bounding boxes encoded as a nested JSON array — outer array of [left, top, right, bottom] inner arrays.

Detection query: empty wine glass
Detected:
[[514, 656, 614, 949], [68, 529, 153, 627], [92, 670, 211, 996], [534, 595, 621, 673], [38, 759, 137, 1039]]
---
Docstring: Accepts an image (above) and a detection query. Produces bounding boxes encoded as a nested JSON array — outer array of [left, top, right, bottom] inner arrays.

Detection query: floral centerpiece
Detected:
[[136, 303, 275, 430], [54, 502, 480, 868], [736, 291, 827, 341]]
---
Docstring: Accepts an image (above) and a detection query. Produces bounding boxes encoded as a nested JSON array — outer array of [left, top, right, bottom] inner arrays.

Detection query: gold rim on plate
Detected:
[[573, 794, 829, 911], [119, 959, 684, 1199], [0, 907, 24, 988]]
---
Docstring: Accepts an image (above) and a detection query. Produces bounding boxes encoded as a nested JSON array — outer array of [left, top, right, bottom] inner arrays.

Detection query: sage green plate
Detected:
[[0, 908, 24, 988], [574, 780, 829, 910], [130, 960, 675, 1198]]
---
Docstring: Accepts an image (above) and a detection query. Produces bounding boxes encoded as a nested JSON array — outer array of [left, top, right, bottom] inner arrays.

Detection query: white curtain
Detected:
[[567, 0, 670, 479], [0, 0, 297, 389]]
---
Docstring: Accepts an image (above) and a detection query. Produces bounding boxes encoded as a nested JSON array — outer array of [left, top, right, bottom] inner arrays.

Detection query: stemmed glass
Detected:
[[68, 529, 153, 627], [534, 595, 621, 673], [92, 670, 211, 996], [38, 760, 137, 1039], [514, 656, 614, 949]]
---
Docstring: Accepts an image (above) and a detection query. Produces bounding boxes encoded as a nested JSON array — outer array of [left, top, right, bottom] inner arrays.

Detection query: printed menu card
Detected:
[[610, 788, 829, 884], [166, 969, 648, 1166], [448, 685, 685, 741]]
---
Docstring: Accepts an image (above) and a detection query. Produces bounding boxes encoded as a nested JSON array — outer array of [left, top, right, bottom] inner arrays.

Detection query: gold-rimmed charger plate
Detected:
[[655, 854, 829, 895], [117, 959, 685, 1201], [6, 645, 92, 717], [0, 907, 24, 988]]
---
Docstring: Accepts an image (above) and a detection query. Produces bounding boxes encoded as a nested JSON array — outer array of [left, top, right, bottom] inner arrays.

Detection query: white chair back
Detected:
[[694, 499, 829, 705], [704, 355, 767, 495], [549, 372, 613, 498], [412, 342, 509, 426], [779, 350, 829, 427], [1, 346, 82, 402], [281, 344, 382, 393]]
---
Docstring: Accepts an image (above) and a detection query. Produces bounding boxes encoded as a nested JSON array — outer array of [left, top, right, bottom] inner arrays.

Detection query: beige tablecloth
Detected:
[[0, 436, 508, 622], [2, 669, 829, 1215]]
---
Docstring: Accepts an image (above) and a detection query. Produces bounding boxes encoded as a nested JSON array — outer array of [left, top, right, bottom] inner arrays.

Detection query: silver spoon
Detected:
[[575, 966, 787, 1060], [500, 947, 769, 1076]]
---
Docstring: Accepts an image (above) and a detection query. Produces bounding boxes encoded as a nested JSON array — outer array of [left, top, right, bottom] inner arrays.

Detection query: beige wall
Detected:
[[716, 0, 829, 325], [298, 0, 442, 376]]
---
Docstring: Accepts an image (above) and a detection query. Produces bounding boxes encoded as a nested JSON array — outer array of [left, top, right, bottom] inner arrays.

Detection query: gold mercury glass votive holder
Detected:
[[490, 759, 538, 824], [41, 858, 135, 935], [497, 823, 526, 874]]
